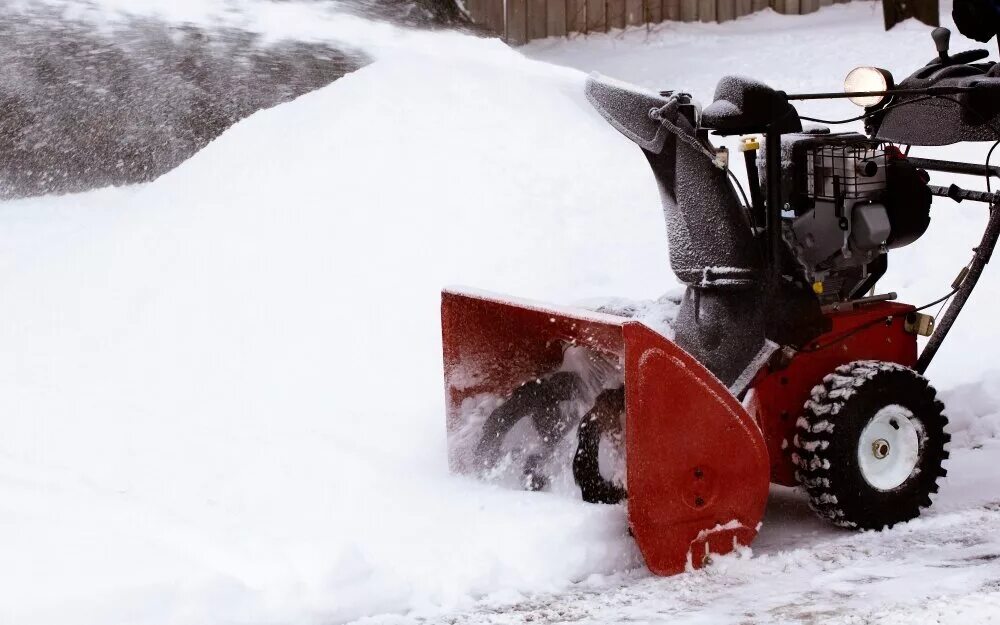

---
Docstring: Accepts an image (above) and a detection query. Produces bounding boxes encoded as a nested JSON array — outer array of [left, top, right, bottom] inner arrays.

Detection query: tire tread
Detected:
[[793, 360, 949, 530]]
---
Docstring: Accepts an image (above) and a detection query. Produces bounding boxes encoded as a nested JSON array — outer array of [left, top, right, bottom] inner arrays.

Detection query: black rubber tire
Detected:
[[573, 387, 627, 504], [793, 360, 950, 530]]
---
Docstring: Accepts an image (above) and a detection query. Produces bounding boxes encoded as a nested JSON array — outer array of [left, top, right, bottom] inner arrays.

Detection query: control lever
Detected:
[[933, 27, 951, 62], [928, 183, 999, 204]]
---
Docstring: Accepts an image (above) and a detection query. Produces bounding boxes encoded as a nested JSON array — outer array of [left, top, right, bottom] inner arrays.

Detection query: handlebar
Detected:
[[908, 156, 1000, 181], [928, 183, 998, 204]]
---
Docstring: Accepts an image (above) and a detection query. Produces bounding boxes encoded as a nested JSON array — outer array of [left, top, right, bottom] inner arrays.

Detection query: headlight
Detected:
[[844, 66, 894, 107]]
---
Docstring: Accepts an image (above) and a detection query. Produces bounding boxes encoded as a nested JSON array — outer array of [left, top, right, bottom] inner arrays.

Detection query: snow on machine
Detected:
[[442, 26, 1000, 575]]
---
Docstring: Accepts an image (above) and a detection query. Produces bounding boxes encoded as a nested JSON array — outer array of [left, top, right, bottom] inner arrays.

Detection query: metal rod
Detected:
[[928, 184, 998, 204], [821, 292, 897, 314], [765, 128, 784, 274], [916, 200, 1000, 373], [786, 85, 983, 101], [743, 148, 764, 229], [909, 156, 1000, 180]]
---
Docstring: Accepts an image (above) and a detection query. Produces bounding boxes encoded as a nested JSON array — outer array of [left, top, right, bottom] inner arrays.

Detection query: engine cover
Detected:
[[771, 132, 930, 301], [788, 200, 892, 273]]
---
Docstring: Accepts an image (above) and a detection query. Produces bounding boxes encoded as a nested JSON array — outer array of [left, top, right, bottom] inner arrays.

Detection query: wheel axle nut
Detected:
[[872, 439, 890, 459]]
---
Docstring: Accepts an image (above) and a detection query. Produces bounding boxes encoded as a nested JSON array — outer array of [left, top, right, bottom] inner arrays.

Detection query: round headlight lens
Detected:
[[844, 66, 894, 107]]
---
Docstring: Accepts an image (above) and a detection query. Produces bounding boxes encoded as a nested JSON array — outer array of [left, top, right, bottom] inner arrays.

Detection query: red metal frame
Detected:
[[748, 301, 918, 485], [442, 289, 769, 575]]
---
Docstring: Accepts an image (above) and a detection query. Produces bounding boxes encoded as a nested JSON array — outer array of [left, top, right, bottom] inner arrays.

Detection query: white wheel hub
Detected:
[[857, 405, 922, 491]]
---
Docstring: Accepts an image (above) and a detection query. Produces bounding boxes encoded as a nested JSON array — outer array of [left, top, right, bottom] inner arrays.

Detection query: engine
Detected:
[[774, 132, 932, 303]]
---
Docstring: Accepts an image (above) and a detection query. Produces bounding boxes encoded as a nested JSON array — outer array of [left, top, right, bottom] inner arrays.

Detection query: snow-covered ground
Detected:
[[4, 2, 1000, 624]]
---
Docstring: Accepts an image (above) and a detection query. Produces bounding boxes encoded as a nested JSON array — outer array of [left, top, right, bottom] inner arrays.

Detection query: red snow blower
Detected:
[[442, 27, 1000, 575]]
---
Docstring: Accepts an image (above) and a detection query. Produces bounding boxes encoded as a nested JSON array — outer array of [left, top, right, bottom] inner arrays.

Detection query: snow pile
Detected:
[[0, 30, 670, 625], [942, 380, 1000, 448]]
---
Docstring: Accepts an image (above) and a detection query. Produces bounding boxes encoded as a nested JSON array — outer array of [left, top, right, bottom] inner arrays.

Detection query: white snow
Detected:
[[0, 23, 659, 625], [5, 1, 1000, 624]]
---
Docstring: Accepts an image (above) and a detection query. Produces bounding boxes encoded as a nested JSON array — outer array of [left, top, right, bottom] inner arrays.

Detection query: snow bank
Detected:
[[0, 31, 670, 625]]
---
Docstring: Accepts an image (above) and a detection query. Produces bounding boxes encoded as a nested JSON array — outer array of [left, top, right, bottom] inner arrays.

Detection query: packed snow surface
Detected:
[[5, 1, 1000, 624]]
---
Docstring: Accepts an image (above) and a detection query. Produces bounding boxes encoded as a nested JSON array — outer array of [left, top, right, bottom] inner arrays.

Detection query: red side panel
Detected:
[[752, 301, 919, 486], [623, 322, 770, 576]]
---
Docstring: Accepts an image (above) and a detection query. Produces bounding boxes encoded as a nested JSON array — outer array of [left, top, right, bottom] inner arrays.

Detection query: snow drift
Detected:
[[0, 31, 672, 625]]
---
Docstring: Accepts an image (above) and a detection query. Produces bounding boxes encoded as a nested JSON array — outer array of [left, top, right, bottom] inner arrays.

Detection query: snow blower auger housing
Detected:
[[442, 27, 1000, 576]]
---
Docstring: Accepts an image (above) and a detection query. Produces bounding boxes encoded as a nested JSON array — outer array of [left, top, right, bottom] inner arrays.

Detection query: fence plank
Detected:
[[481, 0, 853, 37], [913, 0, 940, 25], [527, 0, 548, 39], [482, 0, 505, 36], [646, 0, 663, 22], [548, 0, 568, 36], [717, 0, 735, 20], [626, 0, 644, 24], [567, 0, 586, 32], [680, 0, 698, 20], [699, 0, 716, 20], [587, 0, 607, 30], [467, 0, 498, 35], [466, 0, 483, 21], [608, 0, 627, 29], [507, 0, 528, 43]]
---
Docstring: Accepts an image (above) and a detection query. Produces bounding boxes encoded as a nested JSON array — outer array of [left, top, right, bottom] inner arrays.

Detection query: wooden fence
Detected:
[[465, 0, 850, 44]]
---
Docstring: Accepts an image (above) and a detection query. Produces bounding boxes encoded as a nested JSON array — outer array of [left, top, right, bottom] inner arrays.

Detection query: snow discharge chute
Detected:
[[441, 289, 769, 575]]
